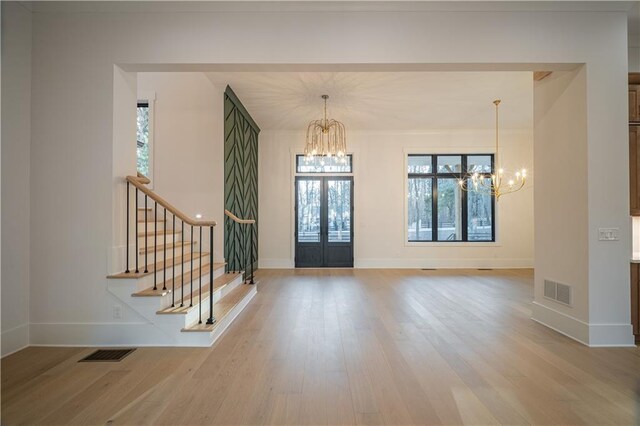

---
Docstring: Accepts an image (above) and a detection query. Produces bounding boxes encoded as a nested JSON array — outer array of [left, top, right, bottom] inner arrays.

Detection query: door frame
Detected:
[[294, 175, 354, 268]]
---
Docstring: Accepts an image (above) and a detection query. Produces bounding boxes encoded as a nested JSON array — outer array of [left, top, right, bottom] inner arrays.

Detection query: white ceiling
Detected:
[[26, 1, 637, 14], [206, 71, 533, 131]]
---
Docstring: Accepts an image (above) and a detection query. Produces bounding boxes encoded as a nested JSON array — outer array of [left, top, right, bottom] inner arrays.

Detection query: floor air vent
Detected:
[[544, 279, 572, 306], [478, 268, 493, 271], [421, 268, 437, 271], [79, 348, 135, 362]]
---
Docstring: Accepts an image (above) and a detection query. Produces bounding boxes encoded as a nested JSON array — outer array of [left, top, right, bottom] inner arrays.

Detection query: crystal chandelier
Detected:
[[459, 99, 526, 200], [303, 95, 347, 162]]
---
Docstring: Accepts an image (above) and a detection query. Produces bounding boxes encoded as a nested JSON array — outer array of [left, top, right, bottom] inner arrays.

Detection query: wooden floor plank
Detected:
[[3, 269, 640, 425]]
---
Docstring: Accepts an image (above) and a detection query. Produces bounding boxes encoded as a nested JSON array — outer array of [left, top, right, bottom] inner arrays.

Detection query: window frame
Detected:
[[137, 92, 155, 188], [406, 153, 496, 244], [295, 154, 353, 174]]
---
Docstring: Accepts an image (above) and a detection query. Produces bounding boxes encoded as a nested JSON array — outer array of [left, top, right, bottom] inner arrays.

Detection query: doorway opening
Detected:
[[295, 176, 354, 267]]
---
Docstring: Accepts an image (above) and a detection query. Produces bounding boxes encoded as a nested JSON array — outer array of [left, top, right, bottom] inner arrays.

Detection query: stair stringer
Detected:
[[105, 273, 252, 346], [106, 279, 177, 344], [209, 284, 257, 343]]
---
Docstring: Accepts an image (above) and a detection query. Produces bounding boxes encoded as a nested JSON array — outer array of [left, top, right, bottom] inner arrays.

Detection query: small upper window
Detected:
[[296, 154, 352, 173], [137, 102, 150, 177]]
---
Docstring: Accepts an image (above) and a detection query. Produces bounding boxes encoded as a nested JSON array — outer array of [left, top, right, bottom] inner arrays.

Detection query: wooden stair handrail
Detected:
[[225, 209, 255, 224], [126, 175, 217, 226]]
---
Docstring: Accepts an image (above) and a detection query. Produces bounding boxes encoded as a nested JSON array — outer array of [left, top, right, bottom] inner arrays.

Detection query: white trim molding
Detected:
[[1, 323, 30, 358], [355, 258, 533, 269], [531, 302, 635, 347], [259, 258, 295, 269], [260, 258, 533, 269]]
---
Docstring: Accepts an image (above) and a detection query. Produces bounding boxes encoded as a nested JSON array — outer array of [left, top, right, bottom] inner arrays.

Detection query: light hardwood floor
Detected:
[[2, 269, 639, 425]]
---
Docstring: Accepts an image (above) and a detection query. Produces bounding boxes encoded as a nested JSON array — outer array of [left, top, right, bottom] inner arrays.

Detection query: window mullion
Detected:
[[461, 155, 468, 242], [432, 155, 437, 241], [491, 153, 496, 242]]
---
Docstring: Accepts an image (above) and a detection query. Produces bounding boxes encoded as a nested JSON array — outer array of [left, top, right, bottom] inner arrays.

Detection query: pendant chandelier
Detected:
[[303, 95, 347, 162], [459, 99, 526, 201]]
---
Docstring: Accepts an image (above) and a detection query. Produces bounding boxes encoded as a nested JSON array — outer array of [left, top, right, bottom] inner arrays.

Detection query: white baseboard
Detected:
[[531, 301, 635, 347], [259, 258, 295, 269], [588, 322, 635, 347], [260, 257, 533, 269], [29, 321, 175, 347], [355, 258, 534, 269], [531, 301, 590, 345], [2, 323, 30, 357]]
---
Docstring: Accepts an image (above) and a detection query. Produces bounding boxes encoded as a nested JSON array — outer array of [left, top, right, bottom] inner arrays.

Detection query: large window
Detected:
[[407, 154, 495, 242]]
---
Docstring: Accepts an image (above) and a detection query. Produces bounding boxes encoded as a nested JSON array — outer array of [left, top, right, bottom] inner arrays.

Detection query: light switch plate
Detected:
[[598, 228, 620, 241]]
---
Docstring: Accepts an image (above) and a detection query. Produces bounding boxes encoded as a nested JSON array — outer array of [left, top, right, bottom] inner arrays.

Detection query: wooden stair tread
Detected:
[[132, 262, 227, 297], [107, 254, 215, 279], [137, 229, 182, 237], [157, 272, 243, 314], [182, 283, 254, 332], [139, 240, 195, 254]]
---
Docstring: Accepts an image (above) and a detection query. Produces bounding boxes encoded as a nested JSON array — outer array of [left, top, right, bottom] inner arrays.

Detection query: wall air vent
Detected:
[[543, 279, 572, 307]]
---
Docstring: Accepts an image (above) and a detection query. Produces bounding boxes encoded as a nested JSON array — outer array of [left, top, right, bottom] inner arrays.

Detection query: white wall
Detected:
[[260, 128, 534, 269], [532, 69, 590, 342], [137, 72, 225, 262], [630, 2, 639, 73], [22, 5, 631, 346], [1, 2, 31, 356], [631, 48, 640, 72]]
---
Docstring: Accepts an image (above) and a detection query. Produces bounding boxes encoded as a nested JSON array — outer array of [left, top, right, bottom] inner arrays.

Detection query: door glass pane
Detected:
[[437, 178, 462, 240], [408, 155, 432, 174], [407, 178, 433, 241], [437, 156, 462, 174], [467, 155, 492, 173], [467, 182, 493, 241], [297, 180, 321, 242], [327, 180, 351, 242]]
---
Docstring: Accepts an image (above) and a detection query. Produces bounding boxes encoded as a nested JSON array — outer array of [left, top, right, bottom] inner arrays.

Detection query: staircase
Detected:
[[106, 174, 257, 347]]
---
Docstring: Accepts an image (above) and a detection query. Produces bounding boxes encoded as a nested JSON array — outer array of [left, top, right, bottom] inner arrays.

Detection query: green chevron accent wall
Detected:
[[224, 86, 259, 276]]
